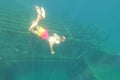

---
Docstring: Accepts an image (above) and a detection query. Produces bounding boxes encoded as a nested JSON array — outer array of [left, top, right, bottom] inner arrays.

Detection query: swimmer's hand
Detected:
[[62, 36, 66, 42], [51, 51, 55, 54]]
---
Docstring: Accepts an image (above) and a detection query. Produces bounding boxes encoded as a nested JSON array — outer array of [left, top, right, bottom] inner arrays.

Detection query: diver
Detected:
[[29, 5, 66, 54]]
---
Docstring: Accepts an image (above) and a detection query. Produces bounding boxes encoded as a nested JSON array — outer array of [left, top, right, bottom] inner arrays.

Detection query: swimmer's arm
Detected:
[[49, 42, 55, 54], [53, 33, 58, 37]]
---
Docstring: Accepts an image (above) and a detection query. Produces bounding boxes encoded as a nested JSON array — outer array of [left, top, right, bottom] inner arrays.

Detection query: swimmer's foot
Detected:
[[35, 6, 45, 18], [35, 5, 42, 16], [41, 7, 45, 18]]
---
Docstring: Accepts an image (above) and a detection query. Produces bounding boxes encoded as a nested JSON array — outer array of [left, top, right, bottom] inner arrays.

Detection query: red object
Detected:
[[41, 30, 49, 40]]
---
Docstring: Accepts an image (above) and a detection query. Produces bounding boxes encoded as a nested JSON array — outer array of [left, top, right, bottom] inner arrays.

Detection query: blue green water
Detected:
[[0, 0, 120, 80]]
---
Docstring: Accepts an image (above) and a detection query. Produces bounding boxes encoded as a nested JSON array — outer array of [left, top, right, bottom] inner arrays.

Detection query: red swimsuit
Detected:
[[38, 27, 49, 40], [41, 30, 49, 40]]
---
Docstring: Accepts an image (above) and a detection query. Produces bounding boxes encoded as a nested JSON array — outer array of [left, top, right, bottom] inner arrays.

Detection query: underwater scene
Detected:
[[0, 0, 120, 80]]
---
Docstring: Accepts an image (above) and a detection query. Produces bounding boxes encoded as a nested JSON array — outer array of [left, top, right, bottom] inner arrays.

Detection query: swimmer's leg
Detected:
[[29, 6, 45, 34], [35, 6, 42, 16], [41, 7, 46, 18], [35, 6, 45, 18]]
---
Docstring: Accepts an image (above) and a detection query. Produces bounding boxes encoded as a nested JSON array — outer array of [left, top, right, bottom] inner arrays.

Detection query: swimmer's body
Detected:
[[29, 5, 65, 54], [48, 33, 65, 54]]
